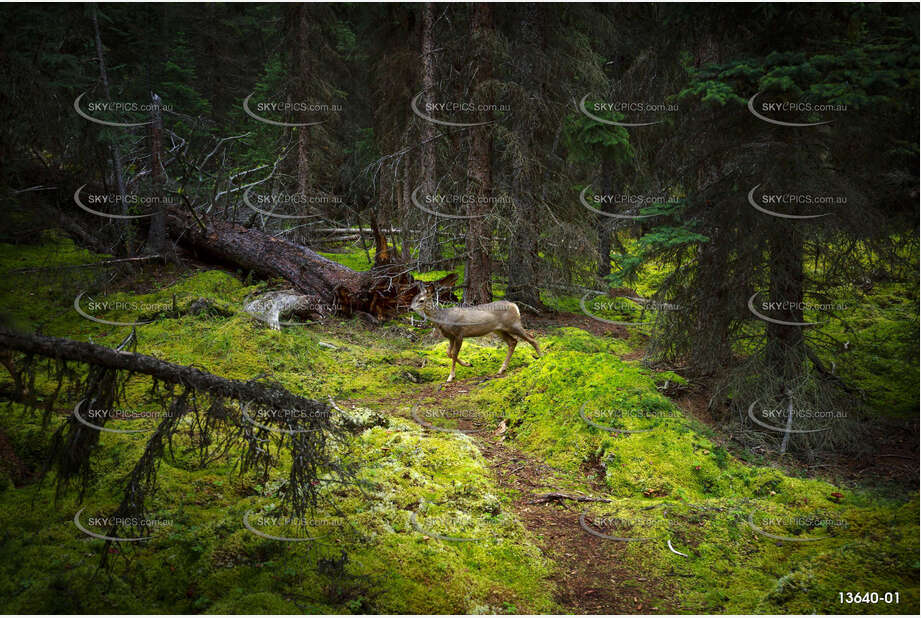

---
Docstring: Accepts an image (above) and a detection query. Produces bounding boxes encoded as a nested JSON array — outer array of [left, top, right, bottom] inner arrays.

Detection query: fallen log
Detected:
[[0, 325, 349, 545], [165, 205, 455, 321], [0, 326, 330, 417]]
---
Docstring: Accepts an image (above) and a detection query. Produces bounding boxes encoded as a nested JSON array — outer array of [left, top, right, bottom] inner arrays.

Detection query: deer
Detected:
[[411, 287, 541, 382]]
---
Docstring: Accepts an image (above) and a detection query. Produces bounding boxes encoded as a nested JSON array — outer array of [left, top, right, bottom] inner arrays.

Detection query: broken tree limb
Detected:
[[0, 327, 329, 417], [0, 325, 354, 539]]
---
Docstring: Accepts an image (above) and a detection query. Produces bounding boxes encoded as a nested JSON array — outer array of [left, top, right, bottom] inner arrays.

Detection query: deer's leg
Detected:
[[439, 337, 453, 382], [512, 325, 541, 357], [498, 332, 517, 374], [446, 337, 469, 366], [453, 337, 470, 367]]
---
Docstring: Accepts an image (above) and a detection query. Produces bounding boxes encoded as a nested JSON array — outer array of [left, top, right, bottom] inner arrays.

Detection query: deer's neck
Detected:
[[420, 300, 441, 322]]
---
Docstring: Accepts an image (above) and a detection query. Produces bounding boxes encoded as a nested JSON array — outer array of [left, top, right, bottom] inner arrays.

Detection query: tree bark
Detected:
[[416, 1, 441, 269], [766, 226, 806, 451], [145, 92, 170, 257], [766, 227, 806, 376], [463, 3, 494, 305], [288, 4, 312, 196], [163, 205, 451, 320], [90, 2, 132, 255], [505, 4, 543, 310], [506, 174, 542, 309], [597, 158, 616, 278]]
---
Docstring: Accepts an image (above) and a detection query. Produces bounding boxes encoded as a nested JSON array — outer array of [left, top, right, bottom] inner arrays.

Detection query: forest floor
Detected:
[[1, 238, 918, 614], [370, 376, 680, 614]]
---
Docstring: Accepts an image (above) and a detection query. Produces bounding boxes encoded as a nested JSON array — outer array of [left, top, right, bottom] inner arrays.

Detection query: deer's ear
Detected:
[[433, 272, 459, 290]]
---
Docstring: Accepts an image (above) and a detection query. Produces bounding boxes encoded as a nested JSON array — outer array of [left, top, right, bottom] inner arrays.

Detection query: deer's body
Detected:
[[411, 290, 541, 382]]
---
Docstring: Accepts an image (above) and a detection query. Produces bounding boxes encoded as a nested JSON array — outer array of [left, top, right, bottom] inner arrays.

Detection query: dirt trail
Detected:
[[475, 434, 677, 614], [362, 377, 677, 614]]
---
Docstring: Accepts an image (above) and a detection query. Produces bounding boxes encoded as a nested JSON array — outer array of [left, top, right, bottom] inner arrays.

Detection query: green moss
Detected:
[[318, 247, 374, 272], [817, 283, 919, 417], [1, 236, 916, 614], [206, 592, 308, 614], [463, 346, 918, 613], [0, 403, 556, 613]]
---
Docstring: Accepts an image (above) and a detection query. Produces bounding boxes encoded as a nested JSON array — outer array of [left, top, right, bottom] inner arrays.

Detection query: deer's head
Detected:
[[411, 287, 433, 317]]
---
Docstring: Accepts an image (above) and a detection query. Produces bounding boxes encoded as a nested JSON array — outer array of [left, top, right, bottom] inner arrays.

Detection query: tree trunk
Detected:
[[505, 4, 543, 310], [290, 4, 311, 196], [145, 92, 170, 257], [463, 3, 494, 305], [506, 174, 542, 309], [163, 205, 450, 320], [597, 158, 616, 279], [766, 226, 806, 453], [0, 327, 329, 421], [167, 203, 360, 294], [766, 227, 806, 373], [417, 1, 441, 269], [90, 2, 133, 255]]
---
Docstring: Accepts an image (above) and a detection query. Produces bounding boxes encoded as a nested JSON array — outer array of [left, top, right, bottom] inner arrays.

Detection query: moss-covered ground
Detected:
[[0, 237, 917, 614]]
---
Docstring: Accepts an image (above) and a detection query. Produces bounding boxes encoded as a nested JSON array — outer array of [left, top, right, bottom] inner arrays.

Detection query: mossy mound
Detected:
[[465, 344, 919, 613]]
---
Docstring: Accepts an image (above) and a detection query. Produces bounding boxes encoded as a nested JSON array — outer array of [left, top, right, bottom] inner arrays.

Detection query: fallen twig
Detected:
[[7, 255, 162, 273], [528, 492, 611, 504]]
